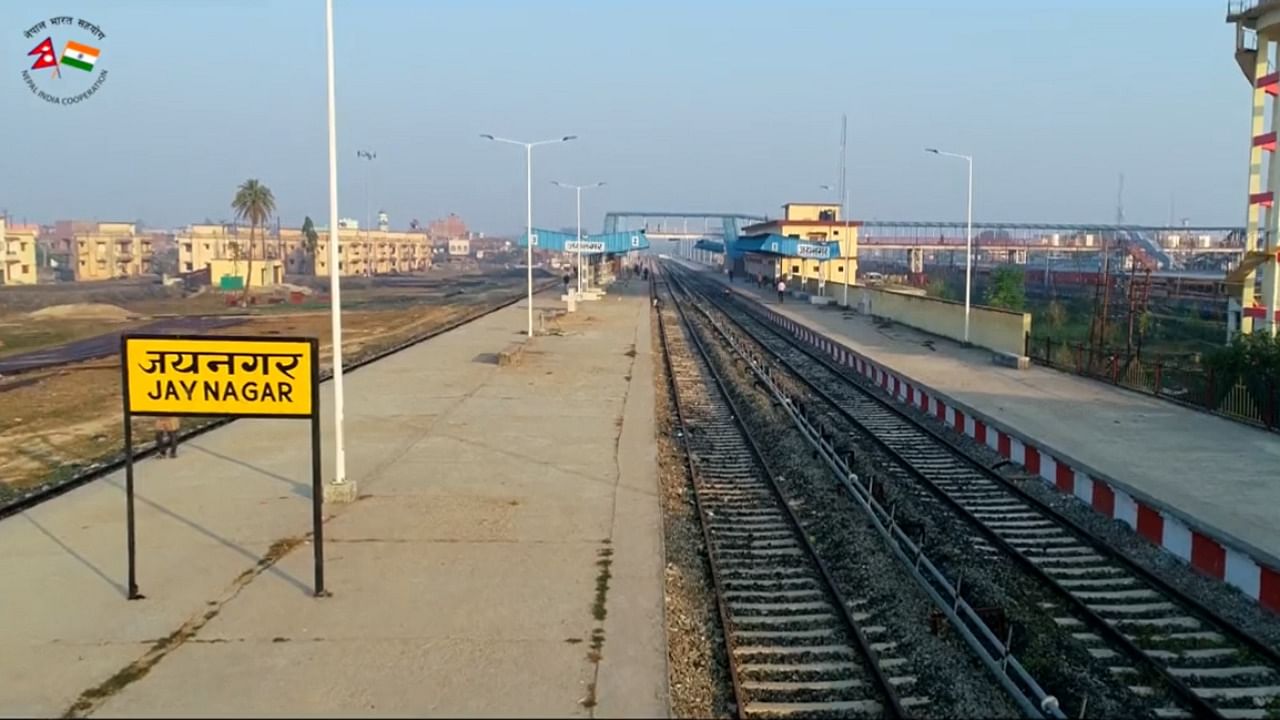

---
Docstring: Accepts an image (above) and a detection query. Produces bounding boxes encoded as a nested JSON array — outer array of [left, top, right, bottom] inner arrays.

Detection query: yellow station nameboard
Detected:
[[123, 336, 315, 417]]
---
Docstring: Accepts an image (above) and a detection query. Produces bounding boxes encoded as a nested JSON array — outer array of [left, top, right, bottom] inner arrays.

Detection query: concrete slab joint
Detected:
[[323, 479, 359, 504]]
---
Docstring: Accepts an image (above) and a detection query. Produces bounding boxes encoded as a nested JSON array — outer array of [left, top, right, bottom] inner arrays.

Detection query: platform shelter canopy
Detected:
[[734, 233, 838, 260], [519, 228, 649, 255]]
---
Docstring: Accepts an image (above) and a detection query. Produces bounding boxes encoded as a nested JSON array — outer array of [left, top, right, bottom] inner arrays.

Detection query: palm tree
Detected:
[[231, 179, 276, 302], [301, 216, 319, 274]]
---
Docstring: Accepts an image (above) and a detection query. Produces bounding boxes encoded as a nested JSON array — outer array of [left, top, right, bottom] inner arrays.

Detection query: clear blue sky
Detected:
[[0, 0, 1246, 234]]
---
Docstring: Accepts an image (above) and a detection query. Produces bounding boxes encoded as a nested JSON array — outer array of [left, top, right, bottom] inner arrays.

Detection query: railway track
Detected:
[[0, 280, 556, 521], [655, 276, 917, 718], [667, 263, 1280, 720]]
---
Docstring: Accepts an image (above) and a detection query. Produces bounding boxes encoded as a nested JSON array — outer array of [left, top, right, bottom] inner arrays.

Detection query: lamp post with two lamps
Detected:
[[481, 134, 577, 337], [551, 180, 605, 297]]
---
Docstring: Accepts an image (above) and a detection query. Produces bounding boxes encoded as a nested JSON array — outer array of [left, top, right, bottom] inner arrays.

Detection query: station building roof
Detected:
[[695, 239, 725, 253], [735, 233, 838, 260]]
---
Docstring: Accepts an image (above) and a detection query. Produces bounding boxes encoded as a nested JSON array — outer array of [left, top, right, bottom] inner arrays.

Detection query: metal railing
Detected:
[[1028, 336, 1278, 432], [1229, 0, 1262, 16]]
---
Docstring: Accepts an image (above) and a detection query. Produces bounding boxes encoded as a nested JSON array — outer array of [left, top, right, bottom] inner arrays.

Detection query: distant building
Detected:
[[428, 213, 468, 240], [179, 221, 433, 279], [177, 224, 242, 275], [1, 218, 39, 285], [207, 258, 285, 290], [447, 238, 471, 257], [71, 222, 154, 280], [313, 227, 433, 276]]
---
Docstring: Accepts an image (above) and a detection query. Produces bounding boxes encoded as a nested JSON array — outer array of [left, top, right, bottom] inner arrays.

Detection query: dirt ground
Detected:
[[0, 317, 146, 359], [0, 296, 497, 493]]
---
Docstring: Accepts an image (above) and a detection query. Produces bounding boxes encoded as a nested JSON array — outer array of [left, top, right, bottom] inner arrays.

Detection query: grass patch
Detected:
[[592, 549, 613, 622], [61, 532, 309, 718]]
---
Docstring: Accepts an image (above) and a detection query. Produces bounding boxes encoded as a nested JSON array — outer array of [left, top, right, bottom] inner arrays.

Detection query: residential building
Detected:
[[1, 218, 40, 285], [179, 221, 433, 279], [313, 227, 433, 276], [72, 222, 154, 280], [177, 224, 241, 274], [47, 220, 93, 274], [740, 203, 860, 285]]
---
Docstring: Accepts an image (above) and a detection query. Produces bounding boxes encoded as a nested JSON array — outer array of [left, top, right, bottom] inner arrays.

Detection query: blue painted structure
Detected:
[[735, 234, 838, 260], [695, 239, 725, 254], [518, 228, 649, 255], [602, 211, 767, 260]]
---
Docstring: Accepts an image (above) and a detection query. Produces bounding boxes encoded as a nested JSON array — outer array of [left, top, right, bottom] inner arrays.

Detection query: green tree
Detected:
[[1045, 300, 1067, 333], [1203, 332, 1280, 407], [231, 179, 276, 301], [925, 278, 949, 300], [301, 216, 319, 274], [985, 266, 1026, 310]]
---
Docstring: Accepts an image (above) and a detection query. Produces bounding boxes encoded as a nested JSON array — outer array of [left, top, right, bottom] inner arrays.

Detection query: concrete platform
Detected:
[[681, 261, 1280, 610], [0, 287, 668, 718]]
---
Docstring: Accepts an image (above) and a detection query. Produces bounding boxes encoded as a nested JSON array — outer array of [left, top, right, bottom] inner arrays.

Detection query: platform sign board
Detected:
[[795, 243, 834, 259], [566, 240, 606, 253], [119, 334, 326, 599], [124, 337, 313, 417]]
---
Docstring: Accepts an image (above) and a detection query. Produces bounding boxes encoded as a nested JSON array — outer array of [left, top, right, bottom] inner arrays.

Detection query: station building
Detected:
[[736, 202, 859, 289]]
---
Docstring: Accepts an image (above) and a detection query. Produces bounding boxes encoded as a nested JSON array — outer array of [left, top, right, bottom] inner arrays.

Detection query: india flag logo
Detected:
[[60, 40, 99, 72]]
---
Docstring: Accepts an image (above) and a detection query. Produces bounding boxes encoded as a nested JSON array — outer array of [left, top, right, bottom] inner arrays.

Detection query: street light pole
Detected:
[[481, 134, 577, 337], [323, 0, 352, 500], [552, 181, 605, 296], [926, 148, 974, 344], [576, 187, 582, 293], [357, 150, 375, 276], [821, 180, 851, 308]]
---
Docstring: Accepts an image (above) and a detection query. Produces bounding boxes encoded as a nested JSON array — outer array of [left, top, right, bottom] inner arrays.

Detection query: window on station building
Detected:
[[791, 264, 800, 273], [835, 265, 844, 273]]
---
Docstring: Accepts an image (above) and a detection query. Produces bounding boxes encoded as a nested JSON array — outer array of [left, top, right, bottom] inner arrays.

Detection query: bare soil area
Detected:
[[0, 284, 516, 493]]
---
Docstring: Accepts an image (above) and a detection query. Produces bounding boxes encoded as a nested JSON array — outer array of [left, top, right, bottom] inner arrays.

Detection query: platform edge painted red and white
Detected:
[[760, 306, 1280, 614]]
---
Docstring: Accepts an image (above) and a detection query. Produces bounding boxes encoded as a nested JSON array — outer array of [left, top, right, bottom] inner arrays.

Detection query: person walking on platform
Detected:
[[776, 278, 786, 303], [562, 271, 571, 295], [154, 416, 179, 458], [728, 268, 734, 283]]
